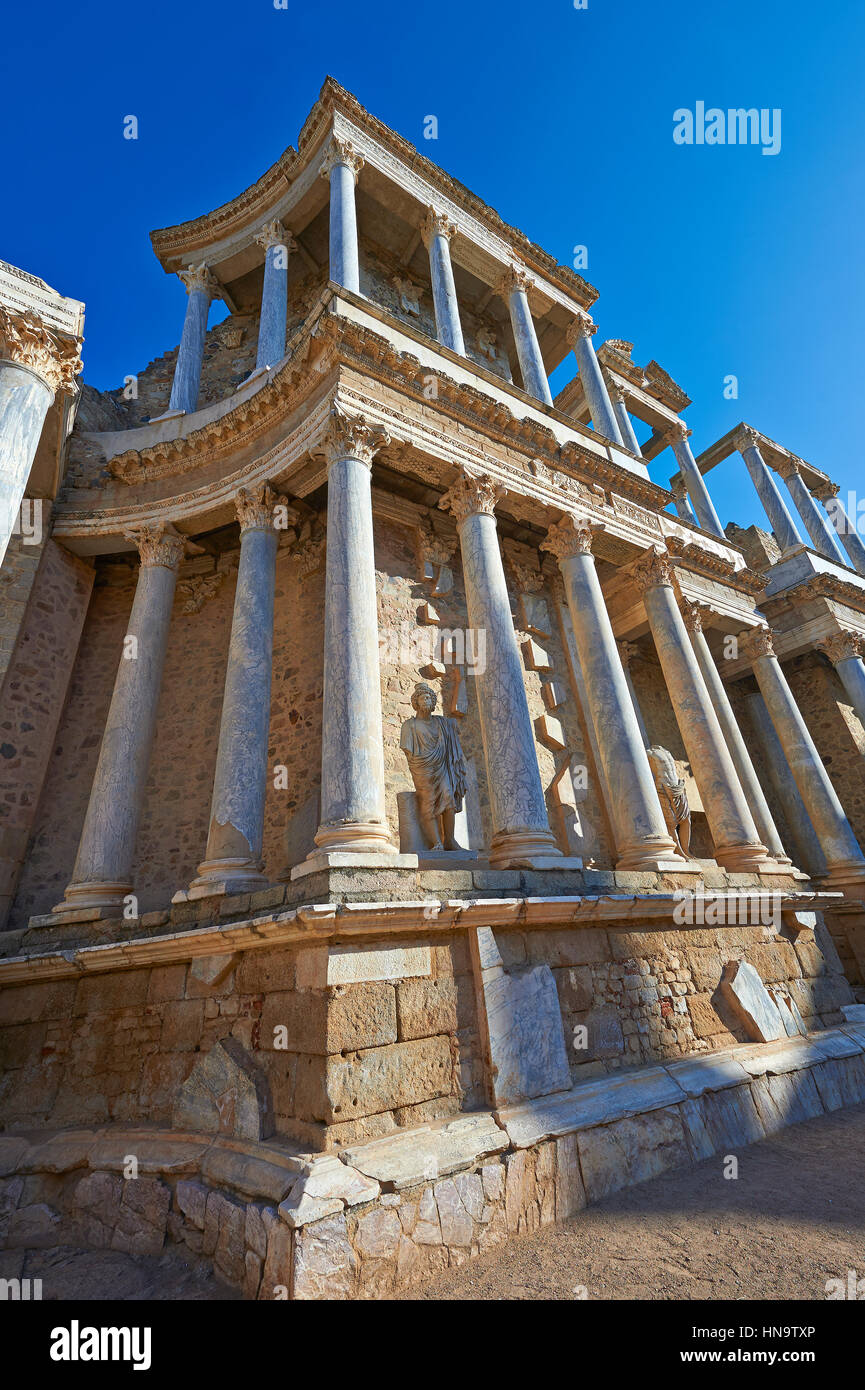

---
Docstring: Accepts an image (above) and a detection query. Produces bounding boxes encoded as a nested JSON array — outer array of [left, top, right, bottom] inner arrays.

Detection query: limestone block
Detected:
[[342, 1113, 507, 1190], [172, 1037, 273, 1140], [812, 1055, 865, 1111], [841, 1004, 865, 1023], [433, 1177, 474, 1247], [260, 1213, 293, 1299], [749, 1069, 824, 1135], [354, 1206, 401, 1258], [418, 601, 441, 625], [186, 954, 238, 996], [325, 983, 398, 1053], [681, 1096, 716, 1161], [282, 791, 320, 872], [720, 960, 786, 1043], [326, 943, 433, 987], [554, 1133, 586, 1221], [481, 960, 572, 1105], [577, 1106, 690, 1203], [6, 1203, 62, 1249], [176, 1179, 209, 1230], [665, 1055, 752, 1098], [700, 1084, 766, 1150], [200, 1147, 297, 1204], [161, 999, 205, 1051], [235, 947, 296, 994], [292, 1213, 357, 1301], [767, 986, 808, 1037], [278, 1157, 379, 1229], [499, 1066, 687, 1149], [306, 1036, 454, 1124]]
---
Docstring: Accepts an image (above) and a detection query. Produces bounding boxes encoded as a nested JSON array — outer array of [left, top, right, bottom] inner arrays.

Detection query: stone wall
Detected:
[[785, 652, 865, 847]]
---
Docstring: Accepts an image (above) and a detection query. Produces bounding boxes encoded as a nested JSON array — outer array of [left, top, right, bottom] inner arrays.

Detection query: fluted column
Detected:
[[680, 601, 790, 865], [441, 472, 560, 867], [735, 426, 801, 551], [254, 220, 294, 370], [670, 476, 696, 524], [739, 627, 865, 892], [0, 305, 82, 567], [168, 264, 220, 414], [542, 518, 682, 869], [190, 485, 284, 893], [669, 422, 725, 539], [55, 524, 186, 915], [607, 380, 642, 456], [819, 631, 865, 732], [320, 137, 363, 295], [497, 264, 552, 405], [745, 691, 827, 879], [813, 481, 865, 576], [565, 313, 624, 444], [422, 208, 465, 355], [630, 547, 771, 873], [312, 411, 396, 858]]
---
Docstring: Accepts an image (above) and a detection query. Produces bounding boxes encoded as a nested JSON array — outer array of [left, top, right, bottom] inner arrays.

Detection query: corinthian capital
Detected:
[[0, 304, 82, 395], [812, 478, 839, 504], [438, 470, 505, 524], [320, 136, 364, 182], [124, 521, 187, 571], [739, 626, 776, 662], [819, 630, 864, 664], [495, 262, 532, 298], [679, 598, 707, 635], [774, 454, 803, 483], [629, 545, 677, 594], [565, 312, 597, 348], [421, 207, 458, 247], [734, 425, 760, 454], [317, 407, 390, 468], [254, 219, 296, 254], [235, 483, 289, 533], [540, 514, 597, 562], [178, 263, 221, 300], [669, 419, 691, 444]]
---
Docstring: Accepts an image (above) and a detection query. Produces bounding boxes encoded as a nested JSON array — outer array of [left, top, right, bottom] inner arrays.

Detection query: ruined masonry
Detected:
[[2, 78, 865, 1299]]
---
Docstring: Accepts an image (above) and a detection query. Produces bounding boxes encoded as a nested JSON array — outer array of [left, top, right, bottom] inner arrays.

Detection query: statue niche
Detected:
[[400, 682, 468, 852]]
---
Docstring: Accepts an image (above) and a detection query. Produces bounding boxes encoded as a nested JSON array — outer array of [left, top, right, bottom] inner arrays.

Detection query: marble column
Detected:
[[669, 422, 725, 540], [190, 485, 284, 893], [670, 477, 696, 524], [812, 481, 865, 576], [607, 380, 642, 456], [565, 313, 624, 445], [422, 208, 465, 356], [542, 518, 682, 869], [312, 411, 397, 858], [168, 264, 220, 414], [498, 265, 553, 406], [320, 136, 363, 295], [617, 641, 650, 745], [735, 426, 801, 552], [0, 305, 81, 567], [745, 691, 827, 879], [630, 547, 771, 872], [819, 631, 865, 732], [54, 523, 186, 915], [254, 220, 295, 370], [739, 627, 865, 891], [441, 471, 560, 867], [680, 601, 790, 865], [773, 457, 845, 563]]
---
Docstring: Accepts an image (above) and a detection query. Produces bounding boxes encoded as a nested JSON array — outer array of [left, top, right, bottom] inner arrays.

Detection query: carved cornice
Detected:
[[177, 263, 221, 299], [818, 630, 865, 664], [235, 482, 289, 533], [664, 534, 764, 595], [0, 304, 82, 395], [421, 207, 458, 248], [315, 405, 390, 468], [124, 521, 187, 570], [565, 312, 597, 347], [319, 136, 363, 182], [768, 571, 865, 613], [629, 544, 677, 594], [540, 514, 596, 562], [254, 220, 296, 255], [739, 626, 776, 661], [439, 470, 504, 524]]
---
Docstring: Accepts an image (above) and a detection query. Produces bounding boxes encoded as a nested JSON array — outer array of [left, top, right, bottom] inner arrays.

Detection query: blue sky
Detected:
[[4, 0, 863, 530]]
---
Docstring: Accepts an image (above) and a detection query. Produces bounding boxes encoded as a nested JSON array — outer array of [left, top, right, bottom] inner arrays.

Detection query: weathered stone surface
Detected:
[[665, 1055, 751, 1098], [292, 1213, 357, 1300], [396, 975, 459, 1040], [326, 944, 432, 986], [482, 961, 571, 1105], [750, 1069, 824, 1134], [554, 1133, 586, 1221], [278, 1157, 379, 1228], [200, 1146, 297, 1204], [500, 1066, 687, 1149], [343, 1113, 507, 1189], [312, 1035, 454, 1123], [434, 1177, 473, 1246], [700, 1083, 766, 1150], [577, 1106, 690, 1202], [721, 960, 786, 1043], [354, 1206, 401, 1258], [6, 1202, 62, 1249], [841, 1004, 865, 1023], [172, 1037, 273, 1140], [176, 1178, 209, 1229]]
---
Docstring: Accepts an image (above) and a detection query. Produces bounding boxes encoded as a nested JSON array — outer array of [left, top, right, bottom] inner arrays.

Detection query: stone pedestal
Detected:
[[169, 264, 219, 414], [670, 423, 724, 539], [441, 471, 560, 867], [189, 486, 283, 896], [741, 627, 865, 895], [321, 138, 363, 295], [631, 548, 772, 873], [422, 209, 465, 355], [566, 314, 623, 445], [55, 524, 186, 915], [542, 517, 683, 871], [498, 266, 552, 406], [255, 221, 293, 370]]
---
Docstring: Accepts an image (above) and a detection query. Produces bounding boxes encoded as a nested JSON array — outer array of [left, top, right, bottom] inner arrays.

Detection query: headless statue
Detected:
[[647, 744, 692, 857], [400, 683, 468, 851]]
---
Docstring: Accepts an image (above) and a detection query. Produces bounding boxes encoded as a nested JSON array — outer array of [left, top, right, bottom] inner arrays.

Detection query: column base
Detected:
[[824, 862, 865, 900], [615, 836, 689, 873], [312, 821, 398, 857], [51, 879, 132, 917], [713, 843, 774, 874], [489, 828, 563, 870], [292, 851, 419, 880], [182, 856, 268, 902]]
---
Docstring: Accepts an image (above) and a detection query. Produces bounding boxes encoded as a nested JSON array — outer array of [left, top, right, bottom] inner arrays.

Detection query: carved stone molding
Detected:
[[503, 541, 544, 592], [254, 220, 296, 255], [629, 544, 677, 594], [540, 514, 596, 562], [439, 470, 504, 524], [739, 626, 776, 662], [421, 207, 458, 247], [669, 419, 691, 443], [812, 479, 840, 504], [392, 275, 422, 315], [177, 263, 221, 299], [316, 406, 391, 468], [819, 630, 865, 664], [774, 454, 802, 483], [565, 312, 597, 348], [679, 598, 706, 635], [124, 521, 187, 571], [178, 572, 226, 613], [235, 482, 289, 533], [320, 136, 364, 182], [0, 304, 82, 395], [291, 533, 326, 579]]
